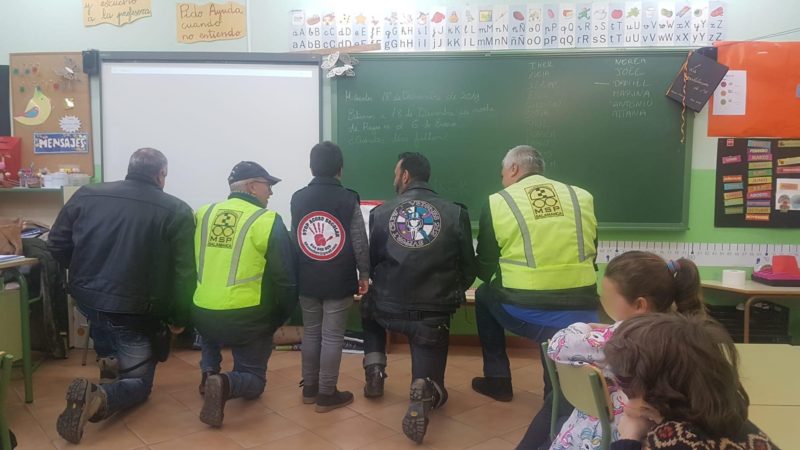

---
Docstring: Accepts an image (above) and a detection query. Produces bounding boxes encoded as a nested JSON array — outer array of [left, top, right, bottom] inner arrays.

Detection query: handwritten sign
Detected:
[[33, 133, 90, 154], [83, 0, 152, 27], [177, 2, 247, 44]]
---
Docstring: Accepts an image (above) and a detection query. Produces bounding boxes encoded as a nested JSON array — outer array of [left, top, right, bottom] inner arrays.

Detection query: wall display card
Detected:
[[716, 138, 800, 228], [666, 50, 728, 112], [177, 2, 246, 44], [84, 0, 152, 27], [712, 69, 746, 115], [289, 1, 725, 51]]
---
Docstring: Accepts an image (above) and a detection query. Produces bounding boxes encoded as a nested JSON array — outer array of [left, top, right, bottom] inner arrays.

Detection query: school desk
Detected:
[[702, 280, 800, 343], [0, 257, 39, 403]]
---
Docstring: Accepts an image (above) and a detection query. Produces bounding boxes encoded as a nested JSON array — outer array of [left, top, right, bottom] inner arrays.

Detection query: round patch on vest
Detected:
[[297, 211, 346, 261], [389, 200, 442, 248]]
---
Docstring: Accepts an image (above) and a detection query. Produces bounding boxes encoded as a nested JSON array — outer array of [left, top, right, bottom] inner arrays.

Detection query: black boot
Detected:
[[402, 378, 434, 444], [363, 364, 387, 398], [200, 373, 230, 427], [198, 371, 218, 396], [471, 376, 513, 402], [301, 379, 319, 405], [315, 388, 354, 413]]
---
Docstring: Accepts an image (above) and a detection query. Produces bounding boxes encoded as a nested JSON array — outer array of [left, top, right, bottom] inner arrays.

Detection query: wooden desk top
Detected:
[[0, 257, 38, 270], [748, 405, 796, 449], [701, 280, 800, 296], [736, 344, 800, 407]]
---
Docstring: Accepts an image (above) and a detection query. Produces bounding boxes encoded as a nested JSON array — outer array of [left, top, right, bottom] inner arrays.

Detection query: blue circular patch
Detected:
[[389, 200, 442, 248]]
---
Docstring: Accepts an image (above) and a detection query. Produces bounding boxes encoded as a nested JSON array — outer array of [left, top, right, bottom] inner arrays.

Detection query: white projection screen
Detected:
[[100, 53, 321, 224]]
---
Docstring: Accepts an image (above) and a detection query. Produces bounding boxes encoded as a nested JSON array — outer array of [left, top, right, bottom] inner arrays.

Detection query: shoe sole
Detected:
[[199, 376, 225, 427], [471, 384, 513, 402], [402, 400, 428, 444], [363, 386, 384, 398], [315, 395, 353, 413], [57, 379, 90, 444], [303, 396, 317, 405]]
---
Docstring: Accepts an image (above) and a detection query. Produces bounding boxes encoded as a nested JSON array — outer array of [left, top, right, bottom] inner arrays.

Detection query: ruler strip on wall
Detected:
[[597, 242, 800, 268]]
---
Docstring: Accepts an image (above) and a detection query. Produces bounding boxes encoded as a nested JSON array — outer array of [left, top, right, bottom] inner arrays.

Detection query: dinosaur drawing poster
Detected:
[[9, 53, 94, 175]]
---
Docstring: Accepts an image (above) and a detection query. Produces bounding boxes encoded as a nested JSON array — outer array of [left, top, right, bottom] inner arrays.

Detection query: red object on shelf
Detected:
[[0, 136, 22, 186]]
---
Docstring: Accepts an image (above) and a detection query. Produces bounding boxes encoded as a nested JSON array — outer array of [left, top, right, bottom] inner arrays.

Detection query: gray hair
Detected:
[[502, 145, 545, 175], [230, 177, 261, 193], [127, 148, 168, 178]]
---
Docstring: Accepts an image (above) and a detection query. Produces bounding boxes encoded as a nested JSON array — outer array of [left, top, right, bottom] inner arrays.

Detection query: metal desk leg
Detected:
[[743, 296, 759, 344], [12, 269, 33, 403]]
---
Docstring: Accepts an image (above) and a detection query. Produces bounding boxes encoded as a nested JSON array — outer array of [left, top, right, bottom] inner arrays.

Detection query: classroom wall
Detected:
[[3, 0, 800, 340]]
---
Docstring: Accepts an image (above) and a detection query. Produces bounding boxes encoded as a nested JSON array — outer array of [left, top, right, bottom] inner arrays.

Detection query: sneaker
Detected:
[[56, 378, 107, 444], [301, 381, 319, 405], [97, 357, 118, 385], [198, 371, 218, 396], [402, 378, 433, 444], [199, 374, 230, 427], [315, 389, 354, 413], [471, 376, 513, 402], [363, 364, 387, 398]]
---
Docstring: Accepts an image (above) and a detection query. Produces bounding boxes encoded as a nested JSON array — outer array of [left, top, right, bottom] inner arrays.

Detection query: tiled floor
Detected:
[[7, 345, 545, 449]]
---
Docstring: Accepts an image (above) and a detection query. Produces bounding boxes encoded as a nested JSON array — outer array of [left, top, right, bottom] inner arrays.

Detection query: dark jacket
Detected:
[[369, 181, 477, 313], [192, 192, 298, 346], [290, 177, 361, 299], [47, 173, 196, 327]]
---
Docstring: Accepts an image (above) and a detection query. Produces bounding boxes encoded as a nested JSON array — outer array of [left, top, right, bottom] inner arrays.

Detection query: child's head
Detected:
[[605, 313, 749, 438], [602, 251, 704, 321]]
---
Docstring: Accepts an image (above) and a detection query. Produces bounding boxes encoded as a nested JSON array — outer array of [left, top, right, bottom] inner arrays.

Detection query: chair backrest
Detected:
[[540, 341, 562, 440], [1, 351, 14, 450], [555, 361, 614, 421]]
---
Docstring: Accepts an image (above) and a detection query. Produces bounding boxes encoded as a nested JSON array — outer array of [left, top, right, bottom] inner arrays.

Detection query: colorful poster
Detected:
[[83, 0, 152, 27], [177, 2, 246, 44], [290, 2, 727, 52]]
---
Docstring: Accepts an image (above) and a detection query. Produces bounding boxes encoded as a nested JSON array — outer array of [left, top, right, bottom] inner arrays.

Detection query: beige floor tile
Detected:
[[277, 402, 359, 429], [222, 411, 306, 448], [354, 433, 434, 450], [500, 425, 529, 446], [465, 437, 517, 450], [422, 414, 494, 450], [51, 417, 145, 450], [451, 391, 542, 436], [248, 430, 340, 450], [149, 429, 244, 450], [7, 411, 55, 450], [12, 345, 543, 450], [314, 415, 397, 449], [124, 407, 207, 445]]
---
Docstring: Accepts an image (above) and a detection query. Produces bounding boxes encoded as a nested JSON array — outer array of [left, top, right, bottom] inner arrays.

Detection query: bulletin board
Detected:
[[9, 53, 94, 176], [708, 42, 800, 138], [715, 138, 800, 228]]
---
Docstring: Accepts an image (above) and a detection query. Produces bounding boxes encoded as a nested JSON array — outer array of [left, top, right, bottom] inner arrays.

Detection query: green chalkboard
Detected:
[[333, 51, 692, 230]]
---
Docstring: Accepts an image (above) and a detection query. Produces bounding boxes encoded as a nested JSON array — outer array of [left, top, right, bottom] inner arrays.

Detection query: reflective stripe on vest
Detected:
[[194, 199, 276, 311], [489, 175, 597, 291]]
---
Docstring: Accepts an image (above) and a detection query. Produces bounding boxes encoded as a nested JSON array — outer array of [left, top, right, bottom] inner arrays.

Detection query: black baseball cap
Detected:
[[227, 161, 281, 185]]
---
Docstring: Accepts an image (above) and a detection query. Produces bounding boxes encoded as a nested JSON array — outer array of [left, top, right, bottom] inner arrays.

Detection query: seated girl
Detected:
[[547, 251, 705, 450], [606, 313, 776, 450]]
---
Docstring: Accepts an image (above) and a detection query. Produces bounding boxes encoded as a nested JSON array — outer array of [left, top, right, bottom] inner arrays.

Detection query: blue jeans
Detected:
[[363, 309, 451, 395], [80, 306, 156, 417], [200, 335, 273, 400], [474, 285, 573, 450]]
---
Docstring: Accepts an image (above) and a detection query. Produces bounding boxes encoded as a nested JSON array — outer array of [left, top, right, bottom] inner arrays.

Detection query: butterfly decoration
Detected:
[[321, 52, 359, 79], [54, 57, 82, 90]]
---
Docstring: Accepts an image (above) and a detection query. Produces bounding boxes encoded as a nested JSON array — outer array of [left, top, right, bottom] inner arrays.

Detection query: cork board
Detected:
[[9, 52, 94, 176]]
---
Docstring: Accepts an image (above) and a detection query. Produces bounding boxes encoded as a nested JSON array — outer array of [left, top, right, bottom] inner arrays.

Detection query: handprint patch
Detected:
[[297, 211, 346, 261]]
